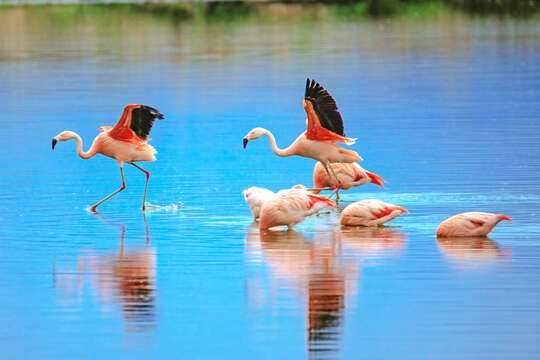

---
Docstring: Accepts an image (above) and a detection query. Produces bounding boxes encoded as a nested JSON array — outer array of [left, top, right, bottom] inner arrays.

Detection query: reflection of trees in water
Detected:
[[246, 226, 407, 358], [0, 6, 478, 66], [53, 217, 157, 334]]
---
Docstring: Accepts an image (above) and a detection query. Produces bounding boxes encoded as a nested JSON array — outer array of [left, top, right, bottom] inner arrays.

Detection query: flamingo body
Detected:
[[313, 162, 385, 192], [288, 133, 361, 164], [259, 190, 336, 230], [94, 131, 157, 163], [436, 212, 512, 237], [242, 187, 276, 220], [340, 200, 408, 227]]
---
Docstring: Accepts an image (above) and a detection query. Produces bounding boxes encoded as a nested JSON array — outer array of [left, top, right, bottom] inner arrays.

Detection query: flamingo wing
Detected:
[[303, 78, 355, 144], [108, 104, 164, 145]]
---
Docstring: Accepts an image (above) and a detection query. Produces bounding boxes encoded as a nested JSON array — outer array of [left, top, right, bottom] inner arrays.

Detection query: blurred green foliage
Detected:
[[0, 0, 538, 21]]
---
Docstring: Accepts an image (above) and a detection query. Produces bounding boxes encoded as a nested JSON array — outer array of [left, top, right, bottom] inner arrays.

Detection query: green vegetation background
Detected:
[[0, 0, 538, 22]]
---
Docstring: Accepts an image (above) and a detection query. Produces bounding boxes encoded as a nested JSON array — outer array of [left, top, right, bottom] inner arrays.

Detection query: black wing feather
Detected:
[[130, 105, 164, 139], [304, 78, 345, 136]]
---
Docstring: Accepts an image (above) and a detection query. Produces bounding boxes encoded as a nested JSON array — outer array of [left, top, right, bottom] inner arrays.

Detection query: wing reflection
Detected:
[[437, 236, 510, 265], [53, 215, 157, 334]]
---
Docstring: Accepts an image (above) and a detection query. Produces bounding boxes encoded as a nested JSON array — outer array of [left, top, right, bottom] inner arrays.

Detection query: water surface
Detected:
[[1, 8, 540, 359]]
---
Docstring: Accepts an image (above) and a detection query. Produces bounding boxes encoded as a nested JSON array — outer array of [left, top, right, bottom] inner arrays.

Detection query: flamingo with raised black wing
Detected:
[[52, 104, 164, 212], [243, 78, 362, 187]]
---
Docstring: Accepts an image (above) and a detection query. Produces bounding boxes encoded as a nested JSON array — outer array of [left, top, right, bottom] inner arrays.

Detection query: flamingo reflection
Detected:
[[245, 226, 406, 357], [437, 236, 510, 266], [53, 216, 156, 334], [339, 227, 407, 261]]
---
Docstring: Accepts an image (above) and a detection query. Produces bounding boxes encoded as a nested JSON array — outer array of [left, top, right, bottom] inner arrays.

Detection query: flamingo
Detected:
[[436, 212, 512, 237], [243, 78, 362, 187], [259, 189, 336, 230], [340, 200, 408, 226], [52, 104, 164, 212], [242, 184, 311, 220], [312, 162, 386, 201], [242, 186, 276, 220]]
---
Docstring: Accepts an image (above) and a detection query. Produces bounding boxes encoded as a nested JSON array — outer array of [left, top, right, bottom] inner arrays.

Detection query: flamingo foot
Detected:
[[88, 205, 98, 213]]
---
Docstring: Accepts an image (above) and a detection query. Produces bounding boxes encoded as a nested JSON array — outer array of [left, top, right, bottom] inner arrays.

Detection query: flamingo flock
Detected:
[[51, 79, 511, 237], [240, 78, 511, 236]]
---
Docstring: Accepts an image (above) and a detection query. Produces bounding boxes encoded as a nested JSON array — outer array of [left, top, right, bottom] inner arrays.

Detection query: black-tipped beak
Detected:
[[52, 138, 57, 150], [243, 138, 248, 149]]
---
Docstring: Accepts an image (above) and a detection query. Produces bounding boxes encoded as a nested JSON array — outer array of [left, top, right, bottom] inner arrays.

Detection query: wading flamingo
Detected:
[[52, 104, 164, 212], [312, 162, 385, 201], [259, 189, 336, 230], [242, 184, 311, 220], [436, 212, 512, 237], [340, 200, 408, 226], [243, 78, 362, 187], [243, 187, 276, 220]]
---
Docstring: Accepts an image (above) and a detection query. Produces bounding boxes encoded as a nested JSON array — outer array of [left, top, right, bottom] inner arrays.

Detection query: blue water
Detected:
[[1, 8, 540, 359]]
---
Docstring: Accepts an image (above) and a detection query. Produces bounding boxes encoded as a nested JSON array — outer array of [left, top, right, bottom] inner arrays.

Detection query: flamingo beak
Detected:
[[52, 138, 57, 150], [243, 138, 248, 149]]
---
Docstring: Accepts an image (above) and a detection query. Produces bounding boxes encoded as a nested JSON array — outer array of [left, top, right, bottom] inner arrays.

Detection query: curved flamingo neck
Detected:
[[71, 132, 98, 159], [263, 129, 293, 157]]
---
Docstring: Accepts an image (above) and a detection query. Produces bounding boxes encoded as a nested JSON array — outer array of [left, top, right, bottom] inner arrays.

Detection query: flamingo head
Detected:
[[52, 130, 77, 150], [243, 127, 267, 148]]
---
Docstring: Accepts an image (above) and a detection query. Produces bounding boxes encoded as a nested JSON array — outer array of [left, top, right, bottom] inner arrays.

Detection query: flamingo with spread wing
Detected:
[[52, 104, 164, 212], [243, 78, 362, 186]]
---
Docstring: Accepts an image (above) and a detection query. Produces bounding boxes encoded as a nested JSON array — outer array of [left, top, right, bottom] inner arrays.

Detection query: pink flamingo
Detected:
[[52, 104, 164, 212], [242, 184, 313, 220], [312, 162, 385, 200], [436, 212, 512, 237], [259, 188, 336, 230], [242, 186, 276, 220], [340, 200, 408, 226], [243, 79, 362, 186]]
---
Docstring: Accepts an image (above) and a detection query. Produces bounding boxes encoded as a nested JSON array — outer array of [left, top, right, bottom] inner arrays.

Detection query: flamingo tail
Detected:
[[366, 171, 386, 188]]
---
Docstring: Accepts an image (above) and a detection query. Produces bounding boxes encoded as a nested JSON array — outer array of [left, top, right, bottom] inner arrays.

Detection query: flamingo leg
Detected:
[[328, 164, 343, 187], [89, 166, 126, 213], [321, 162, 336, 186], [328, 188, 340, 203], [325, 162, 342, 202], [130, 163, 150, 211]]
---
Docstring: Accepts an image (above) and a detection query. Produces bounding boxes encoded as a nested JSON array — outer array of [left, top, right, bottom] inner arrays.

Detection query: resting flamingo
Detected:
[[52, 104, 164, 212], [259, 188, 336, 230], [243, 78, 362, 186], [242, 186, 276, 220], [436, 212, 512, 237], [312, 162, 385, 201], [242, 184, 312, 220], [340, 200, 408, 227]]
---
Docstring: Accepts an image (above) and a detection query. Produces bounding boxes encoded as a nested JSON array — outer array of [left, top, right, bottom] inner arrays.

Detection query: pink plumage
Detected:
[[436, 212, 512, 237], [259, 189, 336, 230], [312, 162, 385, 192], [340, 200, 408, 227]]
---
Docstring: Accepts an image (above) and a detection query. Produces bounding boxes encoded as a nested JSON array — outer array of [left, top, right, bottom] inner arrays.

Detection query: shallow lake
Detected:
[[1, 7, 540, 359]]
